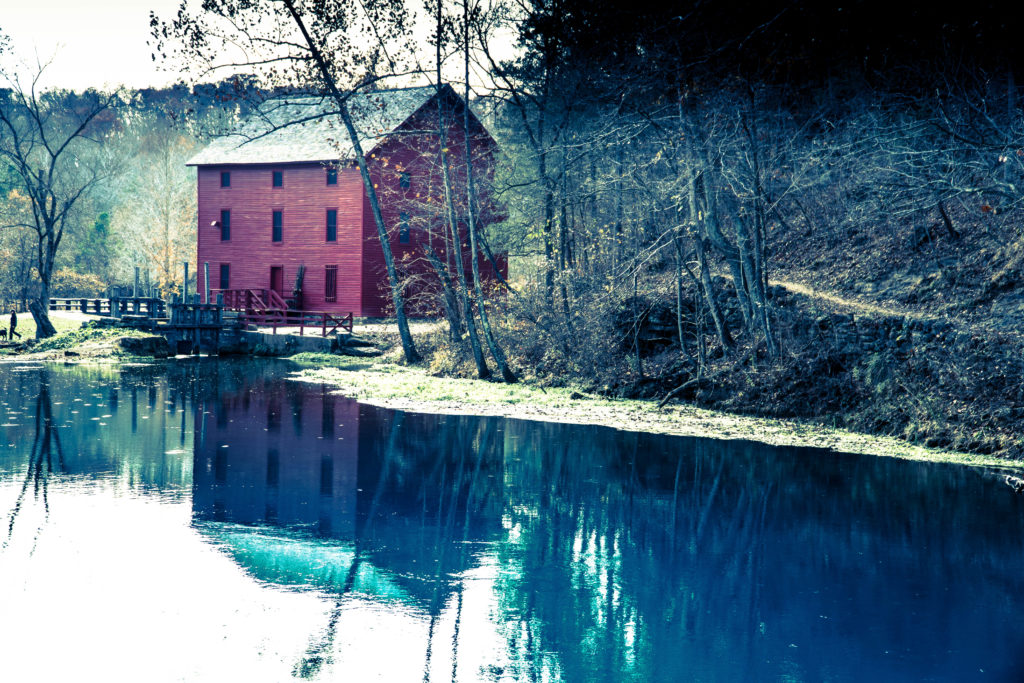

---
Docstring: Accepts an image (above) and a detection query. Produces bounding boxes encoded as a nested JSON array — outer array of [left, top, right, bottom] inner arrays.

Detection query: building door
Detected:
[[270, 266, 284, 298]]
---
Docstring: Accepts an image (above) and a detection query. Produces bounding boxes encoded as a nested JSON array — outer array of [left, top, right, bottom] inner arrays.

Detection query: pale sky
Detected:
[[0, 0, 518, 93], [1, 0, 187, 91]]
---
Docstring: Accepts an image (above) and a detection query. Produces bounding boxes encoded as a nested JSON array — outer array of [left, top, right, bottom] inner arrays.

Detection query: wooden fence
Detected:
[[49, 297, 167, 318]]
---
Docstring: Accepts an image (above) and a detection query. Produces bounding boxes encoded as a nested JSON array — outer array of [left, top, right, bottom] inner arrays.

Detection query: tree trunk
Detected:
[[632, 270, 643, 378], [29, 292, 57, 339], [463, 1, 516, 382], [440, 167, 488, 378], [674, 235, 687, 356], [693, 146, 755, 330], [685, 163, 734, 352], [424, 247, 464, 344], [537, 81, 555, 310], [696, 238, 734, 351], [937, 199, 960, 239], [558, 153, 574, 337], [433, 16, 488, 380], [741, 108, 777, 357], [283, 0, 420, 364], [30, 232, 59, 338], [338, 103, 420, 363], [541, 161, 555, 309]]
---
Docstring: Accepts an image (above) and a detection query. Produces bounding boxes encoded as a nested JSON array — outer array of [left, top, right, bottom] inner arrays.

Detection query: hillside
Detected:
[[629, 208, 1024, 459]]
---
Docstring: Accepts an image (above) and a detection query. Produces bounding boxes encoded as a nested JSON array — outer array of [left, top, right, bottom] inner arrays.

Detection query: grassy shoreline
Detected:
[[287, 352, 1023, 471]]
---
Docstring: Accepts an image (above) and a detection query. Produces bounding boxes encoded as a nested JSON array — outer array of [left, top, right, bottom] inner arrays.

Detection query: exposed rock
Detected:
[[117, 335, 171, 358], [334, 345, 382, 358], [833, 314, 855, 327], [340, 335, 378, 348]]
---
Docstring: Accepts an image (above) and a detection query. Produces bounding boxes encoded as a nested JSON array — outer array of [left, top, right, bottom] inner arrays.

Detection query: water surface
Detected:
[[1, 360, 1023, 681]]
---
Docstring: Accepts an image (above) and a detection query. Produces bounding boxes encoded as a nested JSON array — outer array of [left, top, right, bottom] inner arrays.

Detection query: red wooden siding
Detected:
[[197, 163, 365, 314]]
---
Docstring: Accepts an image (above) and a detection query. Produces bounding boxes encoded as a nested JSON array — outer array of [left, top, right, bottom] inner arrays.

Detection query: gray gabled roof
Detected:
[[186, 85, 438, 166]]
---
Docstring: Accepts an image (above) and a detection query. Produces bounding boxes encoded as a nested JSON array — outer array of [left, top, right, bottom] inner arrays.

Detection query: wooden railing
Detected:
[[49, 297, 166, 318], [212, 288, 268, 312], [267, 288, 289, 311], [235, 309, 353, 337], [211, 288, 289, 313]]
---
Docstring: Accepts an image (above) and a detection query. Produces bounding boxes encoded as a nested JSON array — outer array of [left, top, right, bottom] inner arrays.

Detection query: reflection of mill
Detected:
[[190, 375, 506, 678], [193, 382, 359, 536]]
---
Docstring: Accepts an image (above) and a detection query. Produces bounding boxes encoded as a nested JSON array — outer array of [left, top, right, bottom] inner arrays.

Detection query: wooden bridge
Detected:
[[50, 297, 166, 318], [49, 290, 352, 349]]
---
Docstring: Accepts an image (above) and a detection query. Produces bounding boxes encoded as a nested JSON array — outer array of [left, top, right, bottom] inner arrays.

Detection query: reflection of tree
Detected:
[[492, 424, 1024, 681], [492, 430, 772, 680], [3, 372, 65, 552], [292, 412, 505, 680], [499, 433, 777, 681], [420, 418, 498, 681], [292, 412, 404, 679]]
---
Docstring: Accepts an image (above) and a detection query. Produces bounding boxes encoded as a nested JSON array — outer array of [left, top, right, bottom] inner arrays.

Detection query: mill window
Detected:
[[326, 209, 337, 242], [272, 210, 283, 242], [325, 265, 338, 303]]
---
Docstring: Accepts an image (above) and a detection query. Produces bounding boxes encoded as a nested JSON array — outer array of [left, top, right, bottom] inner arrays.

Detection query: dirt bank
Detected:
[[289, 355, 1022, 471]]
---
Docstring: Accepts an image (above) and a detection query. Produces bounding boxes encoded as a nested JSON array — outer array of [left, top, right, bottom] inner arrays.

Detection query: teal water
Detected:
[[1, 360, 1023, 682]]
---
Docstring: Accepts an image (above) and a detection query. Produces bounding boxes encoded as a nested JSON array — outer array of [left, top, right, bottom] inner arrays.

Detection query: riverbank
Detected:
[[288, 353, 1022, 471], [0, 324, 163, 361]]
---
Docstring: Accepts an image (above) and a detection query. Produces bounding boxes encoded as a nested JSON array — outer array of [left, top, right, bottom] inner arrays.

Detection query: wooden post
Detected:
[[204, 262, 210, 304], [134, 267, 139, 298], [183, 262, 190, 303]]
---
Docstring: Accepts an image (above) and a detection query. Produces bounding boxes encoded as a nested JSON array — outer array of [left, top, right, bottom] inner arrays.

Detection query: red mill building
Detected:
[[187, 85, 506, 317]]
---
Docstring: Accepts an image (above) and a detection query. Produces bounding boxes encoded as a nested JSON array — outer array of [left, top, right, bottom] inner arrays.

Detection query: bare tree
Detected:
[[429, 0, 490, 378], [0, 58, 119, 338]]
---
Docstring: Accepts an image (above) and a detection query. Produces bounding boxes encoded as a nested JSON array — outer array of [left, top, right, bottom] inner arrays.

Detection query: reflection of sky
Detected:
[[0, 480, 514, 681], [0, 365, 514, 682]]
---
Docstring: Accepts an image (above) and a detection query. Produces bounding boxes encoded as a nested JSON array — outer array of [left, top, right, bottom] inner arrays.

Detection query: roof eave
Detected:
[[185, 157, 353, 168]]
